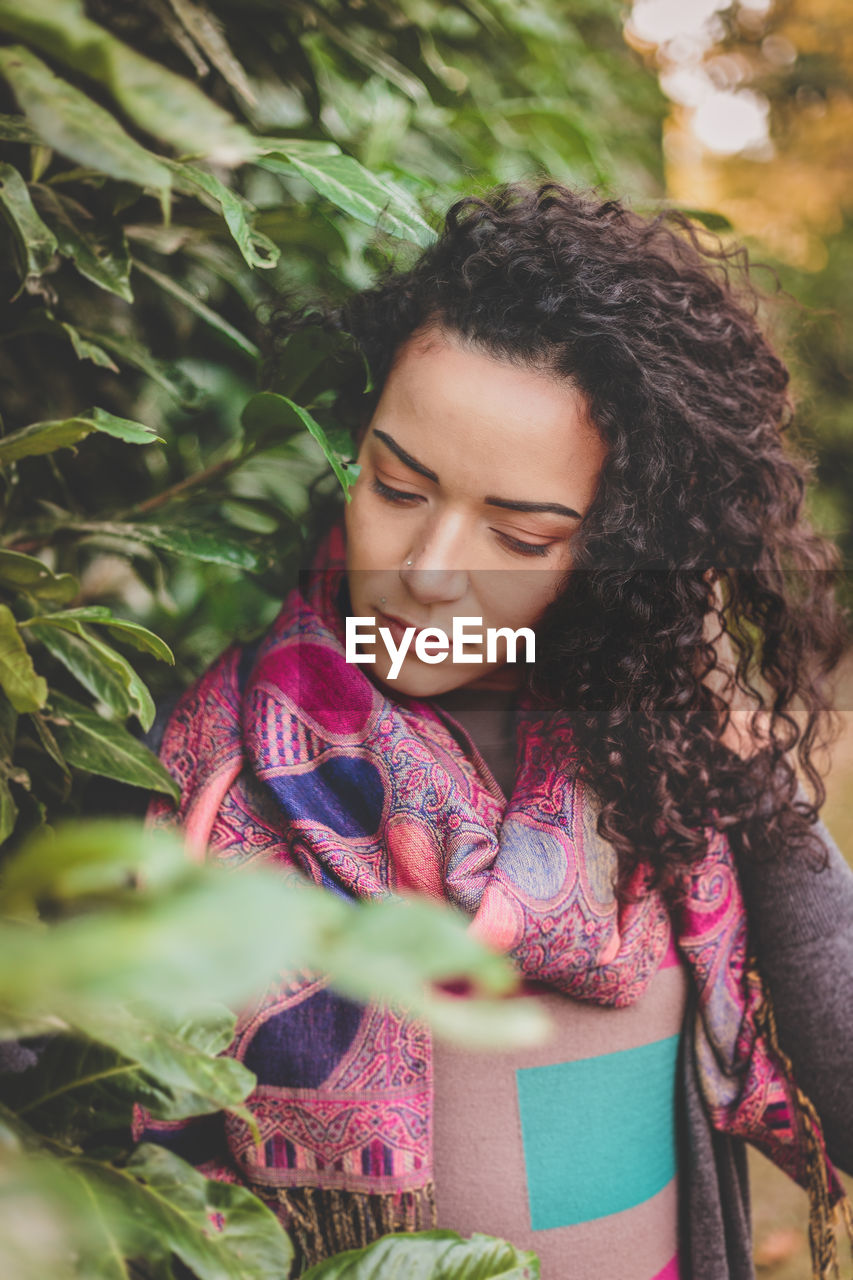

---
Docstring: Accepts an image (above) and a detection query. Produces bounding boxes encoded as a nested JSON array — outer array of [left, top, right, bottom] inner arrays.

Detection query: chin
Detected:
[[371, 659, 509, 699]]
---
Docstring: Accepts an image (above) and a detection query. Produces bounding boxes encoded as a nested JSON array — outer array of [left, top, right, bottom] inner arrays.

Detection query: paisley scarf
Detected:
[[148, 527, 848, 1276]]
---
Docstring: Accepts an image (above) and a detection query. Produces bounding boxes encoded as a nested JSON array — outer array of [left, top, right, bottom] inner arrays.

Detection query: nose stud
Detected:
[[405, 559, 413, 567], [379, 596, 387, 605]]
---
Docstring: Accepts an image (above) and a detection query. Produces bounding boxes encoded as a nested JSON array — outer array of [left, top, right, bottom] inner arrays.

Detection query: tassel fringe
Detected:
[[276, 1183, 437, 1276], [752, 958, 853, 1279]]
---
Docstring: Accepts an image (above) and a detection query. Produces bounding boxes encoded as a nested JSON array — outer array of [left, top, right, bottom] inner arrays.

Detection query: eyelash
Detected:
[[370, 477, 554, 558], [370, 477, 423, 505]]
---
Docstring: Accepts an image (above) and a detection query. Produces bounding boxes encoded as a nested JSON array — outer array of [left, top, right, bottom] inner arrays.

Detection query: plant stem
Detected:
[[120, 456, 238, 518]]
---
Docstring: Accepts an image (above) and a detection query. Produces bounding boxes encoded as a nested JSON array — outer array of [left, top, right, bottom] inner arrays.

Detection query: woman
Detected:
[[146, 184, 853, 1279]]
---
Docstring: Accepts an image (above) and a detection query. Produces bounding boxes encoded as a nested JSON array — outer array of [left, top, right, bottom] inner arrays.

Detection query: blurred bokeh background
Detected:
[[0, 2, 851, 1275]]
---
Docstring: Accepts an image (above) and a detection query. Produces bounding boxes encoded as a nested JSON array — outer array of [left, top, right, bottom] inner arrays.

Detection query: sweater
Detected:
[[437, 686, 853, 1280]]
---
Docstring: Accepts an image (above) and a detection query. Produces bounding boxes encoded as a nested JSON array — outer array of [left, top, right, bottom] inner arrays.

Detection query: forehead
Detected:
[[371, 329, 605, 499]]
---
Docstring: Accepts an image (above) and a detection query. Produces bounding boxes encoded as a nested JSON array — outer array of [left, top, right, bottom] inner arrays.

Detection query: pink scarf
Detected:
[[149, 527, 846, 1273]]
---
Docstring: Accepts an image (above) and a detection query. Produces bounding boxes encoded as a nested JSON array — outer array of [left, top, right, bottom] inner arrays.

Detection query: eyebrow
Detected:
[[371, 428, 582, 520], [372, 429, 439, 483]]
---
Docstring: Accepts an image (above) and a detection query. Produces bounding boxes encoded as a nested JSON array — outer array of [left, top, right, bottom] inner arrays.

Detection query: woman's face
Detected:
[[344, 327, 606, 697]]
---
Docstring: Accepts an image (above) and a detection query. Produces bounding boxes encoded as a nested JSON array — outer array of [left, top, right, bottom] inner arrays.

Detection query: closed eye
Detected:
[[371, 476, 425, 505], [493, 530, 554, 558]]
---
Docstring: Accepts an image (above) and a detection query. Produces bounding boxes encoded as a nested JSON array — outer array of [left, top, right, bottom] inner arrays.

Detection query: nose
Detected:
[[401, 514, 469, 605]]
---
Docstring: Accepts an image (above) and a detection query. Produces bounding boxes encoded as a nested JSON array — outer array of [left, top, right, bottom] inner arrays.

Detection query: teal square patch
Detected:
[[515, 1034, 679, 1230]]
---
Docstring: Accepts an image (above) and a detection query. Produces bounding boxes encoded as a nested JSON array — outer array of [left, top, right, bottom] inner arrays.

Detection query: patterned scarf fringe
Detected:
[[752, 960, 853, 1279], [277, 1183, 437, 1276]]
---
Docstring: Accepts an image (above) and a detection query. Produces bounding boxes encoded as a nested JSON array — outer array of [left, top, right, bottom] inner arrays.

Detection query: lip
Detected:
[[373, 608, 429, 649]]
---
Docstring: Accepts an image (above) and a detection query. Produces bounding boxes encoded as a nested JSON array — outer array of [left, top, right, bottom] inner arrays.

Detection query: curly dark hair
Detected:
[[270, 182, 847, 898]]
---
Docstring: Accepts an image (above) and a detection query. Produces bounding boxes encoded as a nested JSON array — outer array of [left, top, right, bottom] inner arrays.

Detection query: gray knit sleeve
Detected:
[[739, 818, 853, 1175]]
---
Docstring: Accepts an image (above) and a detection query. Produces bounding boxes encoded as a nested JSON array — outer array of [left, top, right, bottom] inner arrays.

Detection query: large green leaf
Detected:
[[0, 1127, 89, 1280], [0, 409, 159, 464], [0, 549, 77, 603], [241, 392, 359, 499], [0, 161, 57, 277], [173, 162, 279, 270], [45, 691, 178, 795], [300, 1229, 540, 1279], [31, 183, 133, 301], [0, 818, 188, 915], [28, 606, 173, 665], [69, 1144, 293, 1279], [0, 604, 46, 713], [27, 621, 156, 731], [0, 0, 253, 165], [73, 1005, 255, 1121], [6, 1010, 250, 1134], [258, 147, 436, 248], [76, 521, 269, 572], [0, 819, 547, 1052], [0, 45, 171, 194]]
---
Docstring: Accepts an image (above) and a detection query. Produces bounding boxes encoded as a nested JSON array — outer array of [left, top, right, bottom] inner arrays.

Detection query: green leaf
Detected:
[[0, 819, 189, 916], [27, 621, 156, 731], [0, 110, 37, 142], [241, 393, 358, 499], [90, 408, 163, 445], [253, 136, 341, 160], [133, 259, 259, 358], [81, 331, 200, 406], [74, 1005, 255, 1121], [0, 692, 17, 758], [45, 692, 178, 795], [172, 163, 279, 270], [0, 773, 18, 844], [27, 709, 69, 776], [167, 0, 255, 106], [300, 1229, 540, 1279], [0, 1129, 90, 1280], [27, 606, 173, 665], [76, 521, 268, 571], [263, 326, 367, 407], [70, 1144, 293, 1279], [0, 161, 56, 277], [258, 148, 435, 248], [60, 322, 120, 371], [0, 604, 46, 713], [0, 410, 159, 463], [6, 1011, 250, 1134], [0, 825, 544, 1052], [0, 549, 77, 603], [0, 45, 171, 194], [31, 183, 133, 301], [0, 416, 93, 463], [0, 0, 253, 165]]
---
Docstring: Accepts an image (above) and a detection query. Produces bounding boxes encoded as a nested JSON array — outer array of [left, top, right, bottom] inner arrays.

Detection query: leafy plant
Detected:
[[0, 818, 548, 1278]]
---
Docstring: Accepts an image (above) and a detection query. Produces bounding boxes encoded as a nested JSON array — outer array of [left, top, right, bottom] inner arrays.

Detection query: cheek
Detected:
[[345, 476, 421, 573], [478, 564, 569, 631], [343, 480, 381, 570]]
